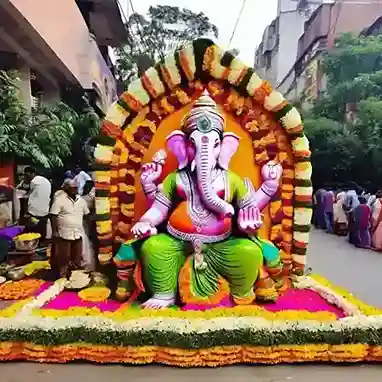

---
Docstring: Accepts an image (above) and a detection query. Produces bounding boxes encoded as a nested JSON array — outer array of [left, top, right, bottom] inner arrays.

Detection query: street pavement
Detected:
[[1, 229, 381, 381]]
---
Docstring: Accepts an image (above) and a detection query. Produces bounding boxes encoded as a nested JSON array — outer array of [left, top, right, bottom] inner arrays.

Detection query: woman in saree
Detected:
[[344, 188, 359, 245], [353, 196, 371, 249], [333, 191, 348, 236], [313, 188, 326, 229], [371, 190, 382, 251]]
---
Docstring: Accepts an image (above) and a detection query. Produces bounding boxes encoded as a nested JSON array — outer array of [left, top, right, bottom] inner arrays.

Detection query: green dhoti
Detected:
[[140, 233, 279, 298]]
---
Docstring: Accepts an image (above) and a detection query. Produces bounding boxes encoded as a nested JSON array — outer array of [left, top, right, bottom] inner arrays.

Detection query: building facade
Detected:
[[254, 0, 324, 87], [279, 0, 382, 106], [0, 0, 126, 113]]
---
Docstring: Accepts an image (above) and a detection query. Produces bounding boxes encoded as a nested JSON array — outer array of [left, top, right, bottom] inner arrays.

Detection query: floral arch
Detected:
[[93, 38, 312, 277]]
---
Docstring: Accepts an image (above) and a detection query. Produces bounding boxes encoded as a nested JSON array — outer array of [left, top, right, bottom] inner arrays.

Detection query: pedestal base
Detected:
[[0, 275, 380, 366]]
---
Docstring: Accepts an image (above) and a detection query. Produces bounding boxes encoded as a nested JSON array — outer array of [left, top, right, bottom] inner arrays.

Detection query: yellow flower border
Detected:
[[32, 304, 338, 322], [0, 299, 33, 318], [0, 342, 380, 365], [311, 274, 382, 316]]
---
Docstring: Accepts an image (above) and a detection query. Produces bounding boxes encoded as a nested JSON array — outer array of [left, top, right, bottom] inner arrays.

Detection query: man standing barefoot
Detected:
[[50, 179, 90, 278]]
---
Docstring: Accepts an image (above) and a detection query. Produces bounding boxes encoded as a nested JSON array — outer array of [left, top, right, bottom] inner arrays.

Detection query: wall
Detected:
[[277, 10, 308, 86], [277, 67, 295, 96], [89, 36, 117, 110], [278, 0, 299, 13], [7, 0, 93, 88], [328, 0, 382, 47], [297, 4, 331, 61]]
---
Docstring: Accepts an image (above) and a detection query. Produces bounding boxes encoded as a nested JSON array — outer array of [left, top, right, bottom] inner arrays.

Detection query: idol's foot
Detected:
[[142, 293, 176, 309], [232, 293, 256, 305]]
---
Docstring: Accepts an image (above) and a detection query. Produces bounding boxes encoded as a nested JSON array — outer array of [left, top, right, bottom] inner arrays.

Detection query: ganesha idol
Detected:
[[114, 93, 284, 309]]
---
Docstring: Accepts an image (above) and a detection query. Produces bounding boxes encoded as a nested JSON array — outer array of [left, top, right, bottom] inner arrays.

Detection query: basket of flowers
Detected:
[[13, 233, 41, 252], [65, 270, 91, 290]]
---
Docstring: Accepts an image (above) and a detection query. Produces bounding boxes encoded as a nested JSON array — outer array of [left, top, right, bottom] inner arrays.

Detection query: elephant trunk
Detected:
[[196, 139, 234, 218]]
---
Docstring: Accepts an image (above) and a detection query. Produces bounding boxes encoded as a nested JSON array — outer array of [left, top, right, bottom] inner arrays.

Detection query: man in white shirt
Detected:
[[24, 167, 51, 241], [73, 167, 92, 196], [50, 179, 90, 278]]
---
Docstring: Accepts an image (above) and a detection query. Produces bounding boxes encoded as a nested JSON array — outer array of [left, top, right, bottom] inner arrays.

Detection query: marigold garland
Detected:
[[0, 275, 379, 365], [94, 38, 312, 279], [0, 342, 380, 366]]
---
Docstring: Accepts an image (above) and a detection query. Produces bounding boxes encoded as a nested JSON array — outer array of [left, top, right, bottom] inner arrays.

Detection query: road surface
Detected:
[[1, 229, 381, 381]]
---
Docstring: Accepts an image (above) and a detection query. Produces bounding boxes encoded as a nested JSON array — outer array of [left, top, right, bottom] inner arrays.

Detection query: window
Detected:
[[265, 52, 272, 70]]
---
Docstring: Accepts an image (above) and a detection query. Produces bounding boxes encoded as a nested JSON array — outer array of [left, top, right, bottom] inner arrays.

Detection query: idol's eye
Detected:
[[214, 141, 220, 148]]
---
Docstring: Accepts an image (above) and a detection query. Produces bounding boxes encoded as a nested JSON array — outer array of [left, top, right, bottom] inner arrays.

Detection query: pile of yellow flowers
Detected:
[[78, 287, 111, 302], [0, 279, 44, 300], [23, 261, 50, 276]]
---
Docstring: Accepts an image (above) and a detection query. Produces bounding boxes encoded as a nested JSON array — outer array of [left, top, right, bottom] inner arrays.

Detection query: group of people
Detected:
[[17, 166, 96, 278], [314, 184, 382, 251]]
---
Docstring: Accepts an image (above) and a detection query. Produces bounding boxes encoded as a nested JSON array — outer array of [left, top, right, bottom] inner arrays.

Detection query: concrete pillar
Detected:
[[16, 60, 32, 111]]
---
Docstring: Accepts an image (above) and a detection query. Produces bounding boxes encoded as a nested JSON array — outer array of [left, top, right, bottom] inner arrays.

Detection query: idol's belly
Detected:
[[167, 201, 232, 243]]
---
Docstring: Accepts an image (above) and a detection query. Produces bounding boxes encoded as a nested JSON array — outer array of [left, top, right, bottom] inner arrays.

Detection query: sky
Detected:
[[119, 0, 278, 66]]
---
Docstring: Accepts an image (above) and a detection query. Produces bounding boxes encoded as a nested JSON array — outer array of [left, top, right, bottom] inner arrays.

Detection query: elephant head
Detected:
[[166, 94, 240, 218]]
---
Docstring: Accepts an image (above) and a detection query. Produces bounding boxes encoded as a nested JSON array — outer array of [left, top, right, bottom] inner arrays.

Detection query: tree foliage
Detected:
[[116, 5, 219, 86], [0, 70, 100, 170], [305, 33, 382, 191]]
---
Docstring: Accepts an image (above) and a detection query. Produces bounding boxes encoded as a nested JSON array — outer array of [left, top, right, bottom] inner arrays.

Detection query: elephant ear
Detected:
[[166, 130, 188, 170], [218, 132, 240, 170]]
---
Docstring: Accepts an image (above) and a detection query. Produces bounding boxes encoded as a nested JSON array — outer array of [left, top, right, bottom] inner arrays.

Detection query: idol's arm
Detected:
[[139, 187, 171, 227], [133, 172, 177, 231], [250, 179, 279, 211], [140, 150, 167, 205]]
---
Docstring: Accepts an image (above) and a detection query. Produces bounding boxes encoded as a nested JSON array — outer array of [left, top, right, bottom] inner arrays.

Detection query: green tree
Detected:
[[116, 5, 219, 85], [70, 98, 101, 169], [313, 33, 382, 120], [305, 33, 382, 190], [304, 117, 363, 187], [0, 70, 101, 170], [0, 70, 51, 167]]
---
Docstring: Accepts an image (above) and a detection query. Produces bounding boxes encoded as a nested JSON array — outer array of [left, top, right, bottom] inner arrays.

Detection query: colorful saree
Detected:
[[353, 204, 371, 249], [333, 192, 348, 236], [371, 198, 382, 251]]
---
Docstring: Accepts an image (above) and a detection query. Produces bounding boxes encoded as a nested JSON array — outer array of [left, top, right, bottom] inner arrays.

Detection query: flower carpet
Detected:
[[0, 275, 381, 366]]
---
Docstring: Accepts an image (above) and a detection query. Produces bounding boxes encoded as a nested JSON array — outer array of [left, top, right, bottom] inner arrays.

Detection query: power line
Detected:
[[115, 0, 144, 54], [228, 0, 247, 47], [115, 0, 129, 25]]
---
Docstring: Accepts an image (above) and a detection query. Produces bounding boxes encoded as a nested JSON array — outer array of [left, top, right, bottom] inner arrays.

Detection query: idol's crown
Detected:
[[182, 91, 224, 136]]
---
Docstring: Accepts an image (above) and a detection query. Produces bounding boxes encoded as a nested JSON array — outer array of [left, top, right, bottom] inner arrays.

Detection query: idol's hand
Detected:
[[238, 207, 263, 235], [261, 160, 283, 182], [131, 221, 157, 239], [140, 150, 167, 186], [140, 162, 163, 186]]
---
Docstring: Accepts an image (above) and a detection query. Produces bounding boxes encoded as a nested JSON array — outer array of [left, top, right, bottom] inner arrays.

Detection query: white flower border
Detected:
[[1, 276, 380, 336], [294, 276, 361, 317]]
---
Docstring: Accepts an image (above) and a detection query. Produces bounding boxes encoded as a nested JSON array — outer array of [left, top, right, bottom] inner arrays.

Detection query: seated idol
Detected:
[[118, 93, 283, 308]]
